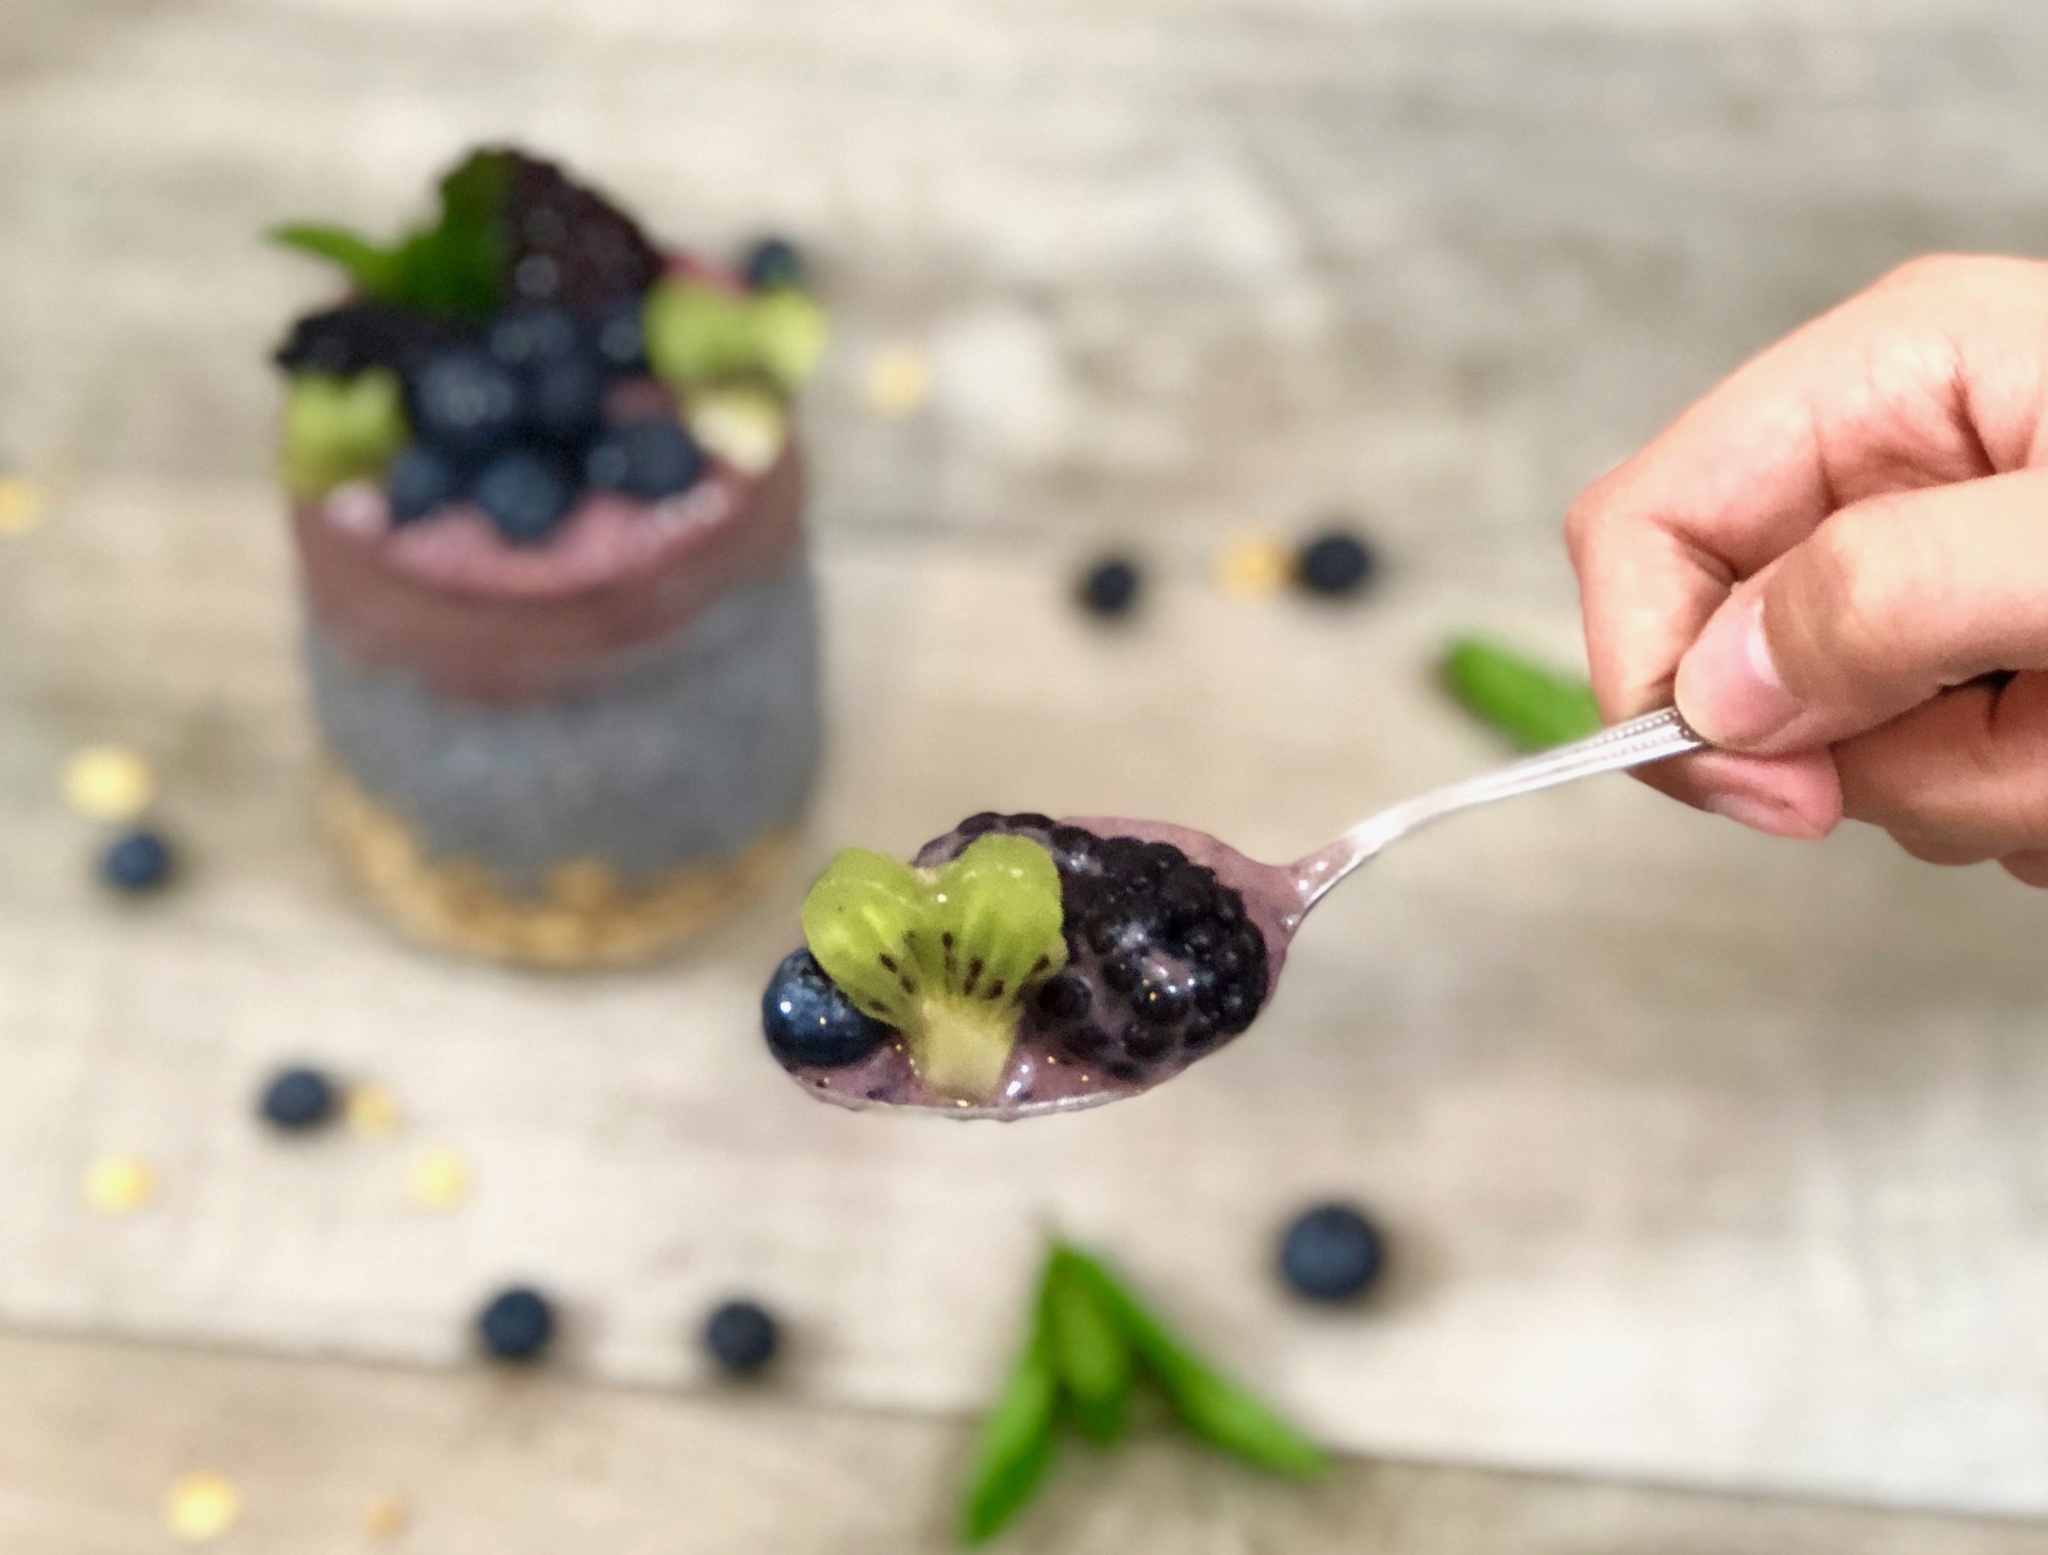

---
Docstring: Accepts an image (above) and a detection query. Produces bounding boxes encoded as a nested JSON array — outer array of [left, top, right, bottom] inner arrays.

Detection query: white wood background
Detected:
[[8, 0, 2048, 1545]]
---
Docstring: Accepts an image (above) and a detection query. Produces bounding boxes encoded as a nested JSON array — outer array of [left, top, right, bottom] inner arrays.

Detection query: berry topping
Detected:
[[800, 835, 1068, 1102], [273, 303, 472, 379], [101, 829, 174, 892], [1077, 556, 1141, 619], [592, 298, 650, 375], [740, 236, 808, 292], [762, 950, 889, 1069], [259, 1067, 338, 1132], [472, 450, 575, 544], [486, 305, 583, 370], [408, 349, 526, 458], [1278, 1204, 1385, 1302], [584, 419, 706, 500], [917, 815, 1268, 1086], [384, 445, 466, 525], [281, 370, 407, 497], [703, 1299, 781, 1376], [477, 1286, 555, 1361], [1296, 529, 1377, 598], [528, 353, 608, 444], [501, 150, 663, 311]]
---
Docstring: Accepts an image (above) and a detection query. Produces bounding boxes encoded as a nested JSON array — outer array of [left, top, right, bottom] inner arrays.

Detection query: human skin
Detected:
[[1566, 254, 2048, 888]]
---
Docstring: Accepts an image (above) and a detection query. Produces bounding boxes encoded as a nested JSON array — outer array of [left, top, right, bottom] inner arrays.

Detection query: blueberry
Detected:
[[741, 236, 808, 292], [529, 354, 608, 444], [763, 950, 889, 1068], [1278, 1203, 1385, 1302], [101, 830, 173, 892], [409, 349, 526, 458], [585, 419, 706, 500], [592, 299, 649, 376], [703, 1299, 780, 1375], [477, 1286, 555, 1360], [385, 444, 466, 524], [259, 1067, 337, 1132], [473, 450, 576, 544], [1077, 556, 1141, 619], [1296, 529, 1377, 598], [486, 306, 582, 371]]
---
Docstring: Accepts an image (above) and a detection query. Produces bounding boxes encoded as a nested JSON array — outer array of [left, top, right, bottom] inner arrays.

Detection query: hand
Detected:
[[1565, 254, 2048, 886]]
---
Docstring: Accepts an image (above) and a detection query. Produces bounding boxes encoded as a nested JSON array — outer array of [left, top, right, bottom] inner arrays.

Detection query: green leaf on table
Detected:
[[1441, 637, 1603, 752], [959, 1283, 1062, 1546], [1058, 1246, 1326, 1479], [1047, 1248, 1134, 1444]]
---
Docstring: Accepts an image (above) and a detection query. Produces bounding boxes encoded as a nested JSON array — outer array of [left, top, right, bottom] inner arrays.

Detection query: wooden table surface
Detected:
[[10, 0, 2048, 1548]]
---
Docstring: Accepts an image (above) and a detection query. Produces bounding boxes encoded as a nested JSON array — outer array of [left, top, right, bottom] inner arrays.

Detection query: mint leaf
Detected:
[[268, 150, 508, 324], [1047, 1248, 1133, 1444], [269, 224, 402, 297], [959, 1277, 1062, 1545], [1441, 637, 1603, 751], [1060, 1248, 1326, 1479]]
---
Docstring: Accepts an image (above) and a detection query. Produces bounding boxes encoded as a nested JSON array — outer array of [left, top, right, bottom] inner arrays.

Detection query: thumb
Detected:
[[1674, 466, 2048, 753]]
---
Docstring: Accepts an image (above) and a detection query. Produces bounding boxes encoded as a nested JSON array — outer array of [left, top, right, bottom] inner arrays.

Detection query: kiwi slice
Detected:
[[801, 834, 1067, 1102], [281, 369, 407, 497]]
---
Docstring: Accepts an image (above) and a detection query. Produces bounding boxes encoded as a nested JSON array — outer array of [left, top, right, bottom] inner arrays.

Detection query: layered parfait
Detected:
[[274, 147, 827, 968]]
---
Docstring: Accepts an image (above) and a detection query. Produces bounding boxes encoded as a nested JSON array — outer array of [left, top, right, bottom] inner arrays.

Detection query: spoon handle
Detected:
[[1294, 707, 1707, 910]]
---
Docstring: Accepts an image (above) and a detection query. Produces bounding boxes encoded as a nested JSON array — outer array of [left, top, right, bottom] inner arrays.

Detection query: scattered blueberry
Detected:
[[101, 830, 173, 893], [477, 1286, 556, 1361], [385, 444, 467, 524], [763, 949, 890, 1069], [473, 450, 576, 544], [741, 236, 808, 292], [703, 1299, 780, 1376], [592, 299, 648, 375], [585, 419, 707, 500], [259, 1067, 338, 1132], [409, 349, 526, 458], [1296, 529, 1378, 599], [1077, 556, 1142, 619], [1278, 1203, 1385, 1302], [486, 306, 582, 371]]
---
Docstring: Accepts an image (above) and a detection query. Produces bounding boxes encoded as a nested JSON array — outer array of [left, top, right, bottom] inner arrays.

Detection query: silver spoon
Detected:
[[774, 707, 1708, 1120]]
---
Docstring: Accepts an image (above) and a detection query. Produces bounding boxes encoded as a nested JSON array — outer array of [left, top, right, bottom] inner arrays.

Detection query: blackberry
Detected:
[[500, 150, 663, 312], [913, 815, 1269, 1086], [592, 298, 649, 375], [274, 302, 472, 379]]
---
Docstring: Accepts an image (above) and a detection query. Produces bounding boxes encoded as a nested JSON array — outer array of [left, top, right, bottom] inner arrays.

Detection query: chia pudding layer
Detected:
[[296, 447, 822, 967]]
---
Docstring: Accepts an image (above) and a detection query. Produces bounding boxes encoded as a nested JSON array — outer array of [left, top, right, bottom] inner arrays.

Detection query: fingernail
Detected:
[[1677, 595, 1803, 746], [1703, 791, 1819, 839]]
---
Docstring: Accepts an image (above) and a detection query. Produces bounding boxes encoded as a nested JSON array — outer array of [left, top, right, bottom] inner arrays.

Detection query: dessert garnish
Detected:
[[101, 828, 175, 893], [259, 1067, 339, 1133], [476, 1285, 555, 1361], [961, 1240, 1323, 1545], [269, 146, 826, 544], [703, 1299, 781, 1377], [1294, 526, 1377, 598], [1075, 554, 1142, 619]]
